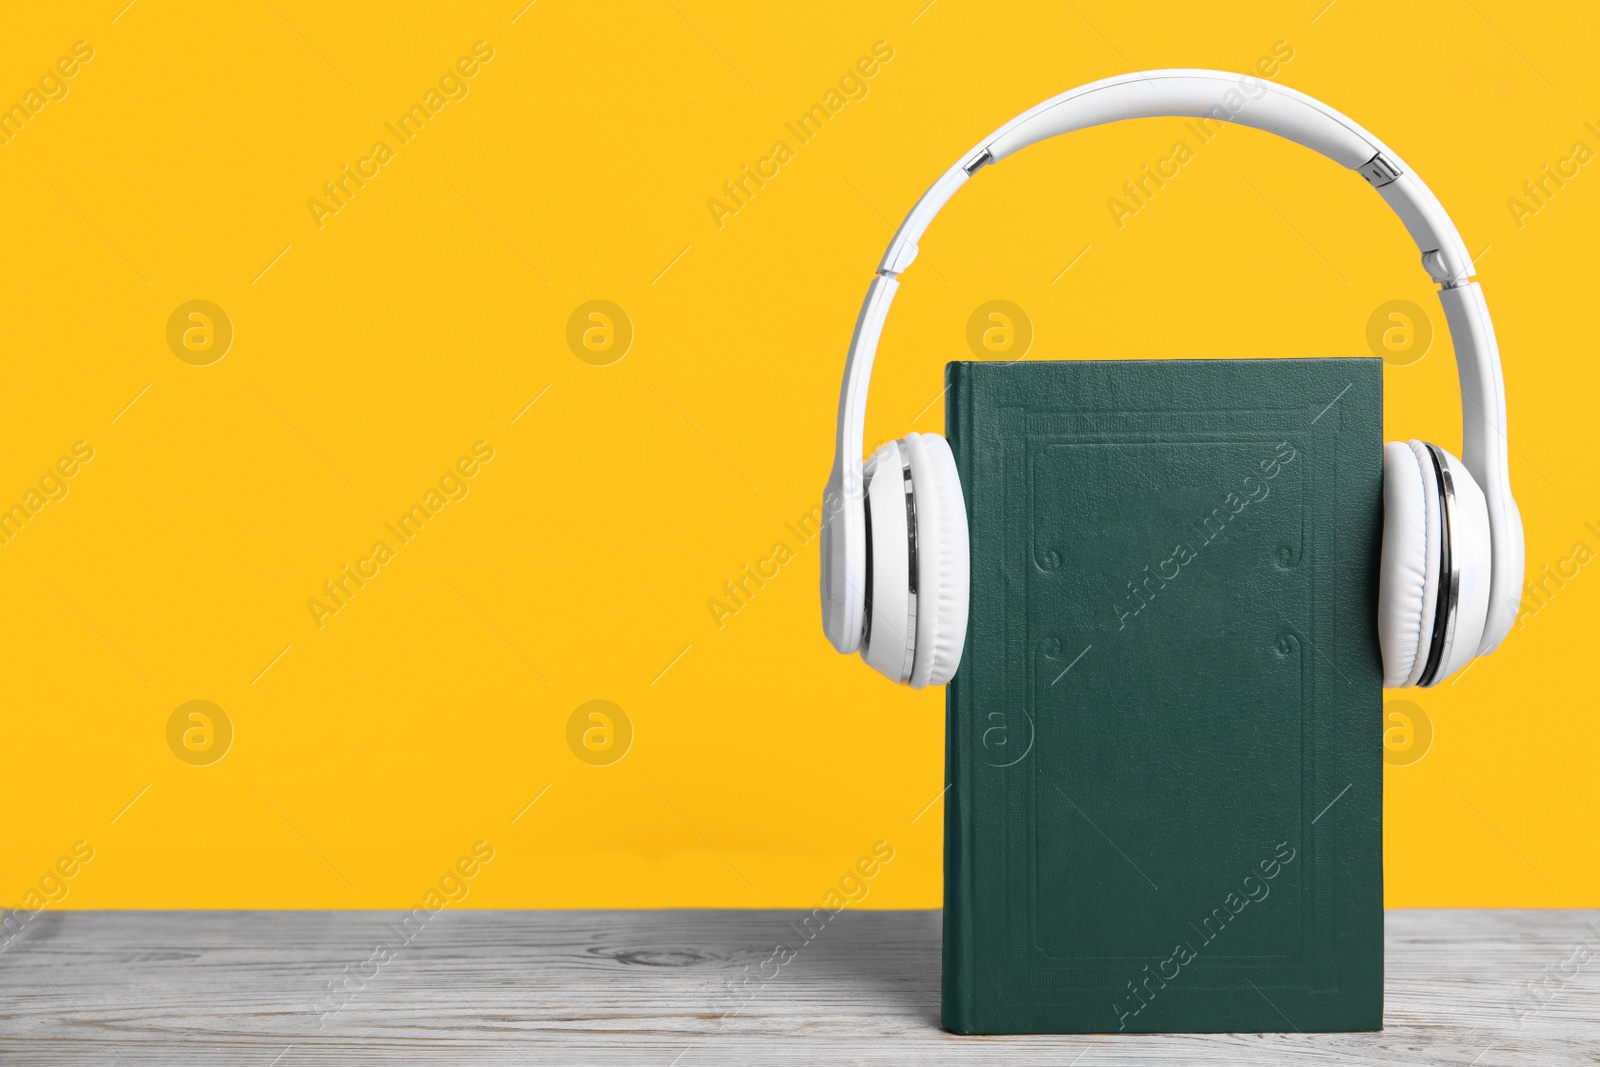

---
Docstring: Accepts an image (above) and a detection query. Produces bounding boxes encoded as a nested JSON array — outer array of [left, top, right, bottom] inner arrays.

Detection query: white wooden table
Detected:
[[2, 909, 1596, 1064]]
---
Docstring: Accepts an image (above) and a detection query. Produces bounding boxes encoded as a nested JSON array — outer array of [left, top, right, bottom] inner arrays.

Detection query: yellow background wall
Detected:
[[1, 0, 1595, 911]]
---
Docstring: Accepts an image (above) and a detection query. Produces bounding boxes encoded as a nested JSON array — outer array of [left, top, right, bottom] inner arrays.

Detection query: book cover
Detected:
[[943, 357, 1383, 1034]]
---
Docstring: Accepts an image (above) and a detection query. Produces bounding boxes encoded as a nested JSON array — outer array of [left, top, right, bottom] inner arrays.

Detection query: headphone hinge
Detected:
[[1421, 249, 1460, 286], [1358, 152, 1402, 187], [880, 241, 920, 276]]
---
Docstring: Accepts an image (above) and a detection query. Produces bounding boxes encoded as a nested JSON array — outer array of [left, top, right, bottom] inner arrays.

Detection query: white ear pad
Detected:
[[860, 440, 916, 684], [902, 432, 970, 688], [1380, 440, 1495, 688], [1380, 440, 1441, 687], [1434, 446, 1492, 682]]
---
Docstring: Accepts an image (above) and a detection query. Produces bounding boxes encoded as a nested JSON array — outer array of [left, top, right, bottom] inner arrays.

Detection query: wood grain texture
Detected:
[[1, 909, 1597, 1064]]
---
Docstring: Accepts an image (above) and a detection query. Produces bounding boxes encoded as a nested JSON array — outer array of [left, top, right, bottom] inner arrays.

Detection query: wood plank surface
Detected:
[[1, 909, 1597, 1064]]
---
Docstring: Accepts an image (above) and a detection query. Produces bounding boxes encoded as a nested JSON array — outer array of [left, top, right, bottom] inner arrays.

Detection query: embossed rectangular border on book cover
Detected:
[[944, 358, 1382, 1034]]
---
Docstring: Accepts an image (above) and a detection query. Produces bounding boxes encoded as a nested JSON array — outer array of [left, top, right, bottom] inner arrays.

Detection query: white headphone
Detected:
[[820, 70, 1524, 690]]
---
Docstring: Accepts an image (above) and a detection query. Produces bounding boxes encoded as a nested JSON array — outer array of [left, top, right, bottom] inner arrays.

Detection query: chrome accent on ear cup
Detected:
[[860, 479, 875, 652], [900, 451, 919, 685], [859, 444, 921, 685], [1418, 443, 1461, 688]]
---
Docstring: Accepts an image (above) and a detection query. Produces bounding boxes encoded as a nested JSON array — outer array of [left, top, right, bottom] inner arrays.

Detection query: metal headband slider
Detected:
[[1358, 153, 1402, 187]]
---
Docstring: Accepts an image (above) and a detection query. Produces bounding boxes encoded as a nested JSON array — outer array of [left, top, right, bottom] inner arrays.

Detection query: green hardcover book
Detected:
[[943, 357, 1383, 1034]]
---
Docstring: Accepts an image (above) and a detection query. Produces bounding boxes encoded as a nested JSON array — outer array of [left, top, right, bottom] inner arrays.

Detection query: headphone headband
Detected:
[[823, 69, 1521, 660]]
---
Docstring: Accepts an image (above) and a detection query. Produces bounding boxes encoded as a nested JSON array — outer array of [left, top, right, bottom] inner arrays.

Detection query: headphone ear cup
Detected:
[[902, 432, 969, 688], [1432, 445, 1493, 681], [1379, 441, 1441, 687], [860, 439, 915, 684]]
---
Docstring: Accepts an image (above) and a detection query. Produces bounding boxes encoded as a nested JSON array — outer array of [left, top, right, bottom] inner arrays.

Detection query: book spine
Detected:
[[941, 360, 976, 1033]]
